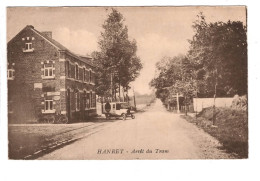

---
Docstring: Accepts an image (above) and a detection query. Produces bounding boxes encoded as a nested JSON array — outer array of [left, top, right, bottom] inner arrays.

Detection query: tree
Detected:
[[94, 9, 142, 101], [188, 13, 247, 124], [188, 12, 247, 98]]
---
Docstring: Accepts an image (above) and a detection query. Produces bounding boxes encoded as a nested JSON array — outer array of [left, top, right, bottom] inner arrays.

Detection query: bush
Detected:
[[186, 106, 248, 158]]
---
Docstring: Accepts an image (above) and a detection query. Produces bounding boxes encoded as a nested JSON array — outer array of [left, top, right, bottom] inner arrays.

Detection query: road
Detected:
[[38, 99, 234, 159]]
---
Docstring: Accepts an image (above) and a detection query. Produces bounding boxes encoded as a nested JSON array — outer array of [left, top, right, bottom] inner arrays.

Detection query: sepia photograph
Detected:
[[6, 6, 248, 160]]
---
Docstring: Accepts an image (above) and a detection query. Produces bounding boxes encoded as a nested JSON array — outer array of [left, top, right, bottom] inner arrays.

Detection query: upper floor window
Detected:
[[23, 42, 34, 52], [89, 70, 95, 84], [7, 69, 15, 80], [83, 68, 86, 82], [89, 70, 92, 83], [42, 63, 55, 79], [66, 61, 71, 78], [75, 64, 79, 80]]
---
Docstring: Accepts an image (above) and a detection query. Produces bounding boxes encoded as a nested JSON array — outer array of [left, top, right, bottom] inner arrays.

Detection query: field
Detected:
[[182, 107, 248, 158], [129, 93, 156, 110]]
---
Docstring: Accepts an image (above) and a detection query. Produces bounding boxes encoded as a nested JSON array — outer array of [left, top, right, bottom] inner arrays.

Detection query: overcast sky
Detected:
[[7, 6, 246, 95]]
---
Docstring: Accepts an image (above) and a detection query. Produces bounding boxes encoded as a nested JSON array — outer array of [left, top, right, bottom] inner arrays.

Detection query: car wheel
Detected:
[[122, 113, 126, 120]]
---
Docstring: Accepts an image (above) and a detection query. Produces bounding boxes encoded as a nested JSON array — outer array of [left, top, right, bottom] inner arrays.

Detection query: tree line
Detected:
[[150, 13, 247, 108]]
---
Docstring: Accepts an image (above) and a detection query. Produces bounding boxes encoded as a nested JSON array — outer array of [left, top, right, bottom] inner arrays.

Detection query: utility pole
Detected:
[[177, 93, 180, 113], [133, 87, 136, 110], [111, 72, 113, 102]]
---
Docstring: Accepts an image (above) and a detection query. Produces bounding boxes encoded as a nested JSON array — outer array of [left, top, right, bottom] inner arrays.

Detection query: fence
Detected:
[[193, 97, 233, 112], [168, 105, 194, 113]]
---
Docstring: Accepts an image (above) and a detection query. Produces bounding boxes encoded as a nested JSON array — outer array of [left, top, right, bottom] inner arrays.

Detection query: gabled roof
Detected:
[[8, 25, 96, 68], [32, 27, 69, 51]]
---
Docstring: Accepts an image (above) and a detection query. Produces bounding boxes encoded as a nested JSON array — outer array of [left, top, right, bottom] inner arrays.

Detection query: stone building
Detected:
[[8, 25, 96, 123]]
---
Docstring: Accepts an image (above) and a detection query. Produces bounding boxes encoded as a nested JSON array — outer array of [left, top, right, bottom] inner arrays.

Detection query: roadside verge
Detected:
[[181, 107, 248, 158]]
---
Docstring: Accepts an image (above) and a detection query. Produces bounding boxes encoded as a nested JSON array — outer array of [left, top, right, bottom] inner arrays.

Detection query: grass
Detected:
[[182, 107, 248, 158], [8, 122, 105, 159]]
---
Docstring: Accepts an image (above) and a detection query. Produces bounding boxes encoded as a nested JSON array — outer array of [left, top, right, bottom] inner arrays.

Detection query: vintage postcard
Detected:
[[7, 6, 247, 160]]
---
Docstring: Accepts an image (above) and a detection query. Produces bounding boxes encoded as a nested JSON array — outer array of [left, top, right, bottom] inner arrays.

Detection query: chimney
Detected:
[[41, 31, 52, 39], [26, 25, 34, 29]]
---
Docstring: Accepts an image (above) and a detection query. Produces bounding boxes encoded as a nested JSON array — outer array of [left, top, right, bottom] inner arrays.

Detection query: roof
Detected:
[[8, 25, 96, 68]]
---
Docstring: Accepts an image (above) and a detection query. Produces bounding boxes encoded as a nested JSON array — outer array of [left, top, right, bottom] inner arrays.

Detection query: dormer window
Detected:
[[23, 42, 34, 52]]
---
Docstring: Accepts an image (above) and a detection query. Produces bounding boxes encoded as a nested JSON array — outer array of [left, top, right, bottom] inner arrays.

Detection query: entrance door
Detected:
[[83, 91, 86, 120], [67, 89, 71, 121]]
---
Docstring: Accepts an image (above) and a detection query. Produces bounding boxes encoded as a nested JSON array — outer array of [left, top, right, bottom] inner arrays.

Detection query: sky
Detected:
[[7, 6, 246, 95]]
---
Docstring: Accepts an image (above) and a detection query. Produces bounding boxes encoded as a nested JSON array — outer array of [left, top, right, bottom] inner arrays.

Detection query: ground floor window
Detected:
[[86, 93, 90, 109], [90, 92, 92, 108], [92, 92, 96, 108], [75, 91, 80, 111], [45, 99, 53, 111], [8, 69, 15, 80], [8, 101, 14, 113]]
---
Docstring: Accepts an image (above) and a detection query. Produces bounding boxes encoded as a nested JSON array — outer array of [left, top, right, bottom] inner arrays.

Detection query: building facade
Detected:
[[8, 25, 97, 123]]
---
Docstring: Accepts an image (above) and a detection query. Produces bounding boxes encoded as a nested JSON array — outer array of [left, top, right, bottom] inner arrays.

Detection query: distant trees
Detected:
[[150, 55, 197, 114], [93, 9, 142, 101], [150, 12, 247, 109]]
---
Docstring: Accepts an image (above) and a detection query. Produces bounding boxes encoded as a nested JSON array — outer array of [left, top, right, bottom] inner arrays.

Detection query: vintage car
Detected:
[[102, 102, 135, 120]]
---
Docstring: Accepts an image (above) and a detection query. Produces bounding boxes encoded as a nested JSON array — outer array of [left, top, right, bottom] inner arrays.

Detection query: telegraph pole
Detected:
[[177, 93, 180, 113], [133, 87, 136, 110], [111, 72, 113, 102]]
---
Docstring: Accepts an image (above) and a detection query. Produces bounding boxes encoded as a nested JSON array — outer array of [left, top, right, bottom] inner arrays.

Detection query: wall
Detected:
[[64, 52, 96, 121], [8, 27, 60, 123], [8, 26, 97, 123], [193, 97, 233, 112]]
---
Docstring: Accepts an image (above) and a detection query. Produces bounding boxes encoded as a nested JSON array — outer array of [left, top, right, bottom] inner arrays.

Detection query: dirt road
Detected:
[[38, 99, 235, 159]]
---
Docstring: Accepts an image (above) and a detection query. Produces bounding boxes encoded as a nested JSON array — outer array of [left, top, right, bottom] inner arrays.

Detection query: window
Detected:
[[86, 93, 90, 109], [92, 92, 96, 108], [83, 68, 86, 82], [86, 70, 90, 82], [89, 92, 92, 108], [89, 92, 96, 108], [116, 103, 121, 110], [75, 91, 80, 111], [83, 91, 87, 110], [75, 64, 79, 80], [43, 63, 55, 79], [89, 70, 95, 84], [92, 72, 95, 84], [89, 70, 92, 83], [8, 101, 14, 113], [45, 100, 54, 112], [23, 42, 34, 52], [7, 69, 15, 80], [66, 61, 70, 78], [42, 97, 56, 113]]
